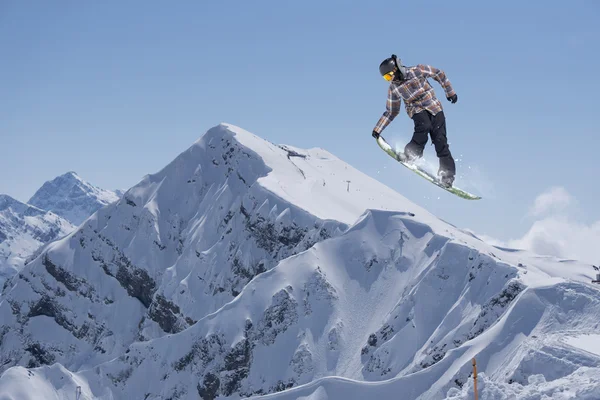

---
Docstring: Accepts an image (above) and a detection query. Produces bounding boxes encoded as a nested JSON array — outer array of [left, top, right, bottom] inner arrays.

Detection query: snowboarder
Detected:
[[372, 54, 458, 187]]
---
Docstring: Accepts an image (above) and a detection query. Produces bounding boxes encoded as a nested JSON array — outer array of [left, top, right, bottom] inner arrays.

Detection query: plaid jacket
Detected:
[[373, 64, 456, 134]]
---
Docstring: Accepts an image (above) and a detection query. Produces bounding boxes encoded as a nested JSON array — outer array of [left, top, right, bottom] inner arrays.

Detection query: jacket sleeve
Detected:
[[373, 86, 401, 134], [418, 64, 456, 98]]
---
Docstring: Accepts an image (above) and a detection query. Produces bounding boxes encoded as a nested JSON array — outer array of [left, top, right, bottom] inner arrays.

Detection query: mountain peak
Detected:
[[58, 171, 82, 181], [0, 194, 27, 213], [43, 171, 85, 188], [184, 122, 426, 225], [0, 193, 17, 207], [28, 172, 121, 225]]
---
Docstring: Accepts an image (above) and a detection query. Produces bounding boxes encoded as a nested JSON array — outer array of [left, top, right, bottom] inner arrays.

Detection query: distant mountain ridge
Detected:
[[0, 172, 122, 290], [28, 171, 122, 226], [0, 194, 74, 290]]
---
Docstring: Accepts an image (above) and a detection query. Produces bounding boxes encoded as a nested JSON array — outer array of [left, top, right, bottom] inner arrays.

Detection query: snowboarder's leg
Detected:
[[430, 111, 455, 186], [404, 111, 431, 162]]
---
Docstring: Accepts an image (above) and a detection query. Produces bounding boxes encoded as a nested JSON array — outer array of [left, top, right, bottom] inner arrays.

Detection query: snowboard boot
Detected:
[[403, 141, 424, 165], [403, 149, 421, 165], [438, 170, 455, 188]]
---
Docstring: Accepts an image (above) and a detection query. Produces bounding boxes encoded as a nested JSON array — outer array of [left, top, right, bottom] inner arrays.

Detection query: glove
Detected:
[[372, 130, 380, 139], [447, 94, 458, 104]]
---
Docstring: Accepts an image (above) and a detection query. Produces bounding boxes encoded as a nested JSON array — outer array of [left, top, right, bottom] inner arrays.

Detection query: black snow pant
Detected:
[[404, 110, 456, 177]]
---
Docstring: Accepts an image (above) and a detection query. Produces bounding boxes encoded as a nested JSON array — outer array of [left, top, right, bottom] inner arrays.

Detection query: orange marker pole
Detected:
[[472, 358, 478, 400]]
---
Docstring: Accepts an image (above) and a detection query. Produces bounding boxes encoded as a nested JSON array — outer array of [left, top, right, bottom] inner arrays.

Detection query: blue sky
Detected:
[[1, 1, 599, 261]]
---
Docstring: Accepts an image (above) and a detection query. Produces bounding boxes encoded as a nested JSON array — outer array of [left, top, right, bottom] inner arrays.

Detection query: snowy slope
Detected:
[[27, 209, 594, 400], [0, 123, 417, 374], [0, 195, 74, 290], [0, 123, 599, 400], [28, 171, 121, 226]]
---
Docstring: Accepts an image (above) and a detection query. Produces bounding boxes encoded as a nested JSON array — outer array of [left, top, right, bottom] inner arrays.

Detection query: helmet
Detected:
[[379, 54, 406, 81]]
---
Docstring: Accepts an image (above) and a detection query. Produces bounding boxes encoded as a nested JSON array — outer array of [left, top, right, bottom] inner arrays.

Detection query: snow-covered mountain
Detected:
[[0, 172, 121, 291], [28, 171, 122, 226], [0, 123, 599, 400], [0, 195, 75, 290]]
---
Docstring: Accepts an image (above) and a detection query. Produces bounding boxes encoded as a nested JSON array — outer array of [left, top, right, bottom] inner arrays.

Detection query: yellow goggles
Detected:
[[383, 71, 395, 81]]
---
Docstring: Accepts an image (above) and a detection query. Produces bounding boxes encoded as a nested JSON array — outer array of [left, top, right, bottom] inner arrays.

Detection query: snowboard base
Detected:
[[376, 136, 481, 200]]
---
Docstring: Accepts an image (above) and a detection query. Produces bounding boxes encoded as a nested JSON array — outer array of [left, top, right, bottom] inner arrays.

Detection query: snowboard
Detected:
[[376, 135, 481, 200]]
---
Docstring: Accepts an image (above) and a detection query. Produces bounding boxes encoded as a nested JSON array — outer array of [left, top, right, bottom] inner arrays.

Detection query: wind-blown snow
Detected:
[[0, 123, 598, 400]]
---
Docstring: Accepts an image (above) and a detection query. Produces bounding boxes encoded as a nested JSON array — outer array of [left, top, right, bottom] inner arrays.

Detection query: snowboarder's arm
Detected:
[[373, 87, 401, 135], [418, 64, 456, 98]]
